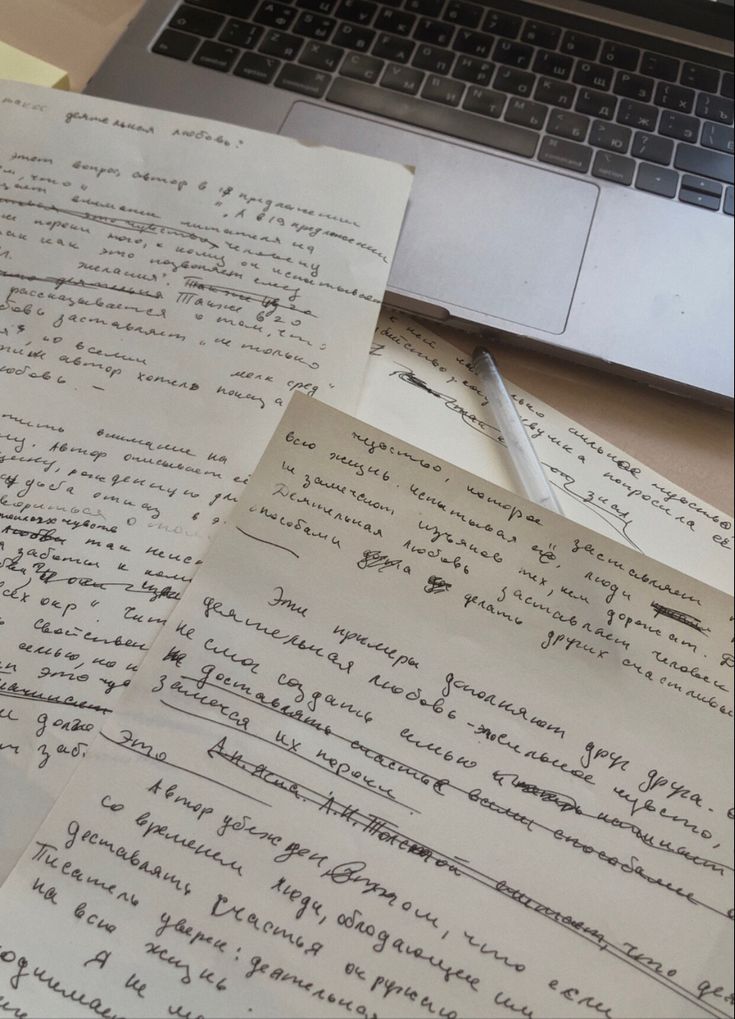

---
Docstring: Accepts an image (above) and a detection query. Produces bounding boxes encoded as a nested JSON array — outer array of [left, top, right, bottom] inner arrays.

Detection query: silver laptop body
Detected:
[[86, 0, 735, 403]]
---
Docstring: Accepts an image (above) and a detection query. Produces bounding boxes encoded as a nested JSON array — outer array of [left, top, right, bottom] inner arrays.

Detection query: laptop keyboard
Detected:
[[151, 0, 735, 215]]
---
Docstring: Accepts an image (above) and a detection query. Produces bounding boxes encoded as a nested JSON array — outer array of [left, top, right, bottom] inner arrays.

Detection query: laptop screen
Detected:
[[585, 0, 734, 39], [582, 0, 734, 39]]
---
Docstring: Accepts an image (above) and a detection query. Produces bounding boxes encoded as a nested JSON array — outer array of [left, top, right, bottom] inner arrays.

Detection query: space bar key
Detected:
[[326, 78, 538, 158]]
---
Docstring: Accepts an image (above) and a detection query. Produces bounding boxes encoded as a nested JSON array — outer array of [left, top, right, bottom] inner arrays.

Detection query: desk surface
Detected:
[[2, 0, 733, 517]]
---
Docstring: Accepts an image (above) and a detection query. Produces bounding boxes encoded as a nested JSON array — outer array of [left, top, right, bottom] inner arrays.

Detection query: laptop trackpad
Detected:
[[280, 103, 598, 334]]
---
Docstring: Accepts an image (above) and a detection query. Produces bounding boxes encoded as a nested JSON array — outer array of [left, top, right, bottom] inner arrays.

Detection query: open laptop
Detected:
[[85, 0, 734, 404]]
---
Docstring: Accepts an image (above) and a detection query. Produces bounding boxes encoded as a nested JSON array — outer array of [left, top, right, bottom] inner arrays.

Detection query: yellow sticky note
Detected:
[[0, 40, 69, 89]]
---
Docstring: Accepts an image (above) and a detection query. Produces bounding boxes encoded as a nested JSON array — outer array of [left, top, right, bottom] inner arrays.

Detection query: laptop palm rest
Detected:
[[280, 102, 599, 334]]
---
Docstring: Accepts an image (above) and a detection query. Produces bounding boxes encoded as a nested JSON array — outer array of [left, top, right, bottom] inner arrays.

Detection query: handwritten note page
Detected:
[[359, 311, 733, 594], [0, 80, 412, 880], [0, 394, 731, 1019]]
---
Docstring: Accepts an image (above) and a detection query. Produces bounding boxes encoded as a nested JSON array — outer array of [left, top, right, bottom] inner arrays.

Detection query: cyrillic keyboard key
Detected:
[[152, 29, 200, 60], [493, 40, 534, 70], [413, 44, 454, 74], [335, 0, 377, 24], [332, 22, 375, 49], [414, 17, 455, 47], [493, 66, 535, 96], [374, 7, 414, 34], [674, 144, 734, 184], [655, 82, 694, 113], [297, 0, 336, 15], [617, 99, 657, 132], [292, 12, 336, 38], [373, 33, 414, 62], [659, 111, 699, 143], [533, 50, 573, 80], [422, 74, 464, 106], [463, 85, 505, 118], [381, 62, 424, 93], [340, 51, 384, 81], [452, 55, 493, 86], [723, 73, 735, 100], [505, 97, 547, 129], [534, 77, 575, 109], [538, 136, 592, 173], [592, 150, 634, 185], [724, 186, 734, 215], [548, 108, 590, 142], [327, 76, 537, 154], [589, 120, 631, 152], [453, 29, 494, 59], [254, 0, 296, 28], [701, 122, 734, 154], [635, 163, 678, 198], [275, 63, 330, 94], [695, 93, 734, 126], [631, 131, 673, 165], [576, 88, 616, 120], [613, 71, 653, 103], [261, 30, 303, 58], [300, 40, 344, 70], [573, 61, 613, 90]]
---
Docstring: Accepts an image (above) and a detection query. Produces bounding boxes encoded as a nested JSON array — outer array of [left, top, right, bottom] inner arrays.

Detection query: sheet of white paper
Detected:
[[0, 394, 731, 1019], [358, 311, 733, 594], [0, 81, 412, 881]]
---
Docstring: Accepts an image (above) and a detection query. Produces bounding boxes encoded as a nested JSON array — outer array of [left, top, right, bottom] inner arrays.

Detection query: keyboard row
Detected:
[[170, 5, 735, 123], [153, 28, 734, 210], [185, 0, 734, 101], [156, 21, 735, 155], [171, 4, 735, 131]]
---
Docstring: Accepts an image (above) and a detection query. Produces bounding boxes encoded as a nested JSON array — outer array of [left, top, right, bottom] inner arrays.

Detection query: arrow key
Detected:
[[635, 162, 678, 198]]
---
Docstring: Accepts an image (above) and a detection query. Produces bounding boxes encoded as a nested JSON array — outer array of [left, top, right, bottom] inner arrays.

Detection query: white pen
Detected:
[[472, 346, 563, 516]]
